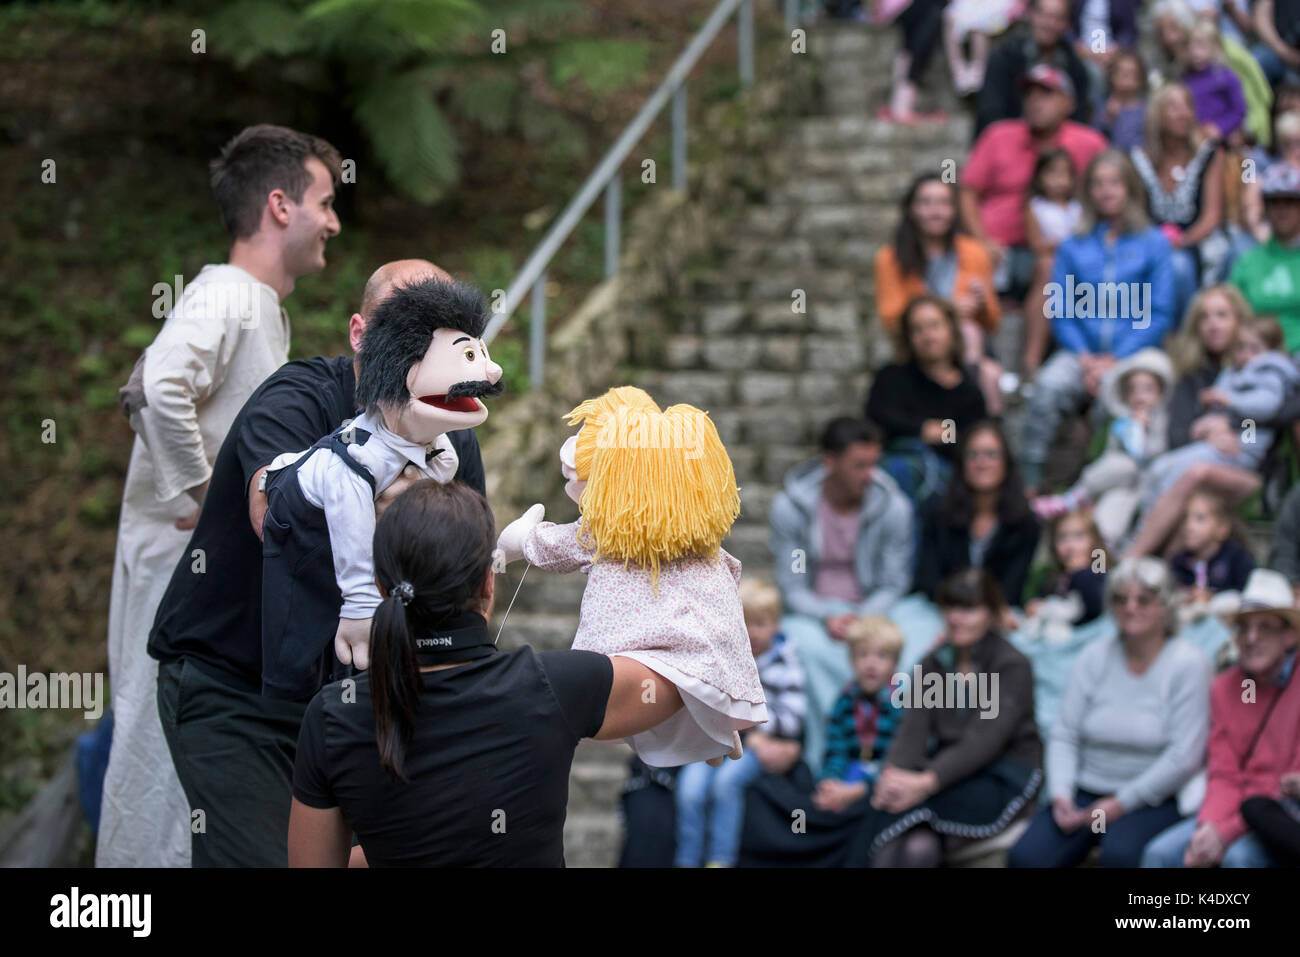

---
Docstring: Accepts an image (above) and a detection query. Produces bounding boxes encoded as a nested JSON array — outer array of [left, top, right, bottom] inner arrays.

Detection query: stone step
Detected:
[[568, 760, 628, 811], [562, 810, 622, 867]]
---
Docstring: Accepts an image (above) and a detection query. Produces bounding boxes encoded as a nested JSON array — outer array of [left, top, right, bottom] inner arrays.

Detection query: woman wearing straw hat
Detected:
[[1142, 567, 1300, 867]]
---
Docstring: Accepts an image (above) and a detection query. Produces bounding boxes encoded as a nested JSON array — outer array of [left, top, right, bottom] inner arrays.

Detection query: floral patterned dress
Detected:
[[522, 520, 768, 766]]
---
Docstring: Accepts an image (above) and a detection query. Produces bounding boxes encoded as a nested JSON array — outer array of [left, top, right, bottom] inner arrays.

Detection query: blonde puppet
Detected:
[[495, 387, 768, 766]]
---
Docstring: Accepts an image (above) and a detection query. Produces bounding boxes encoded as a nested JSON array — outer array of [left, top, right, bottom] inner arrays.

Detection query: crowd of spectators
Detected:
[[622, 0, 1300, 868]]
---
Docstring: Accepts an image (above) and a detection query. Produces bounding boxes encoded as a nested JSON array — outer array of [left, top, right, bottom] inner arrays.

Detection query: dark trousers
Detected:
[[157, 658, 307, 867], [1007, 789, 1183, 868], [898, 0, 945, 83], [1241, 796, 1300, 867]]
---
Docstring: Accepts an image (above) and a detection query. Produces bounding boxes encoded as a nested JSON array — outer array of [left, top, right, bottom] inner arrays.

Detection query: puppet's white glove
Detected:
[[559, 434, 587, 505], [335, 616, 372, 670], [493, 503, 545, 573]]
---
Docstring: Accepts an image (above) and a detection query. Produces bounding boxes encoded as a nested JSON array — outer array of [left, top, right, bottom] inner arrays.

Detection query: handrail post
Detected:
[[672, 83, 687, 191], [784, 0, 798, 31], [739, 0, 754, 88], [604, 176, 622, 278], [529, 273, 546, 389]]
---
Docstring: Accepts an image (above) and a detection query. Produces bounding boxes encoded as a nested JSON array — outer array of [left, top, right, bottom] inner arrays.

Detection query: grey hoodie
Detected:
[[1212, 351, 1300, 468], [768, 458, 915, 621]]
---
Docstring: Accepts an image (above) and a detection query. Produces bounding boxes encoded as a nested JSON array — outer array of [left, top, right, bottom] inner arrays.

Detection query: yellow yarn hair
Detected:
[[563, 386, 741, 584]]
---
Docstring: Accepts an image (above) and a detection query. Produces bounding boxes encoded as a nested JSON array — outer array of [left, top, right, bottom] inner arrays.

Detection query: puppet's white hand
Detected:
[[494, 503, 545, 572], [705, 731, 744, 766], [559, 434, 587, 505], [335, 616, 372, 670]]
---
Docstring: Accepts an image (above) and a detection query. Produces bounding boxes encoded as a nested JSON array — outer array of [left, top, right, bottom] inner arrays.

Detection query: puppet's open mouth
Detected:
[[418, 394, 481, 413]]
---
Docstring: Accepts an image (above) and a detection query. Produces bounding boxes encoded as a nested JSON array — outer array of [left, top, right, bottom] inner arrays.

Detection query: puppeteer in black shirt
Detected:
[[147, 354, 486, 692], [292, 643, 613, 867]]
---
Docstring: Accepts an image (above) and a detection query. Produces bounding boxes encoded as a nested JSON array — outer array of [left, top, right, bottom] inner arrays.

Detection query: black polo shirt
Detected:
[[147, 354, 486, 692], [293, 646, 613, 867]]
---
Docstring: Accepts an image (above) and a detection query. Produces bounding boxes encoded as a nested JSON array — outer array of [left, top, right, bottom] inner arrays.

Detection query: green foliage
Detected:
[[353, 68, 460, 204], [551, 38, 652, 95]]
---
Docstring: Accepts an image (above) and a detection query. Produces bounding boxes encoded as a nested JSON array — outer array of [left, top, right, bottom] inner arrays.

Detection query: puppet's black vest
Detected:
[[261, 423, 376, 701]]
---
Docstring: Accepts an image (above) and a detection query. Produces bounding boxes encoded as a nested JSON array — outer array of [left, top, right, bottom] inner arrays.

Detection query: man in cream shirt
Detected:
[[98, 124, 342, 867]]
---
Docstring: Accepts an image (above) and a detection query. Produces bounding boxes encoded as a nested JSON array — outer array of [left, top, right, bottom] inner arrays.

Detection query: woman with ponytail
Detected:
[[288, 479, 684, 866]]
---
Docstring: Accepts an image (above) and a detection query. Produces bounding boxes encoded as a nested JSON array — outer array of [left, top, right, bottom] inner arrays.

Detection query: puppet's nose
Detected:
[[486, 358, 503, 383]]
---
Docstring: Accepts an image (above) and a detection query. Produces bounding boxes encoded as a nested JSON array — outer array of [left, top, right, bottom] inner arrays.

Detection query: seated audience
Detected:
[[812, 616, 906, 812], [1095, 50, 1147, 151], [1032, 348, 1173, 547], [875, 175, 1003, 408], [866, 296, 989, 506], [914, 420, 1041, 612], [846, 569, 1043, 867], [1183, 19, 1247, 142], [735, 617, 904, 868], [1230, 162, 1300, 353], [1130, 83, 1227, 310], [675, 580, 806, 868], [769, 417, 914, 775], [974, 0, 1092, 137], [1024, 510, 1109, 626], [1010, 558, 1212, 867], [1166, 285, 1248, 451], [962, 63, 1107, 309], [1023, 148, 1083, 371], [1249, 0, 1300, 88], [1020, 149, 1174, 494], [1168, 490, 1256, 598], [1143, 568, 1300, 867], [1129, 316, 1300, 555]]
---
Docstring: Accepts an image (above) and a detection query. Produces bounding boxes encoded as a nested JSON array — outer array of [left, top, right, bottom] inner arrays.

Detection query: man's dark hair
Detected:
[[820, 416, 884, 455], [209, 124, 342, 240], [356, 278, 491, 414]]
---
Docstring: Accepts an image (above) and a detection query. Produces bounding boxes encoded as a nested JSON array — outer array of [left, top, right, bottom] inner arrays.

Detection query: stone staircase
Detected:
[[492, 23, 976, 867]]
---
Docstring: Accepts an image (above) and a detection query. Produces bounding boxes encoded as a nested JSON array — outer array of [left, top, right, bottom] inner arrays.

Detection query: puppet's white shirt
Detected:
[[522, 520, 768, 766], [269, 411, 459, 620]]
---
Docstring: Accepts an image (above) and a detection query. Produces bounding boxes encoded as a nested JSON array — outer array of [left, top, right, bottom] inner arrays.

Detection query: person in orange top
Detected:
[[875, 173, 1005, 412]]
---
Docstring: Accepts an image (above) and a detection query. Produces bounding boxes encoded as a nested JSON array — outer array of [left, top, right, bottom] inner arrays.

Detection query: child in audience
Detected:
[[1096, 50, 1148, 150], [811, 616, 904, 814], [1137, 318, 1300, 517], [675, 580, 806, 867], [1169, 490, 1255, 598], [1033, 349, 1173, 547], [1026, 510, 1109, 627], [1023, 149, 1083, 371], [1182, 19, 1246, 142], [942, 0, 1026, 96]]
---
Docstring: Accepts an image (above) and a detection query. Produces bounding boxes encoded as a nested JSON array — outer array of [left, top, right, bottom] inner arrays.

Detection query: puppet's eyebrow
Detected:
[[453, 336, 471, 344]]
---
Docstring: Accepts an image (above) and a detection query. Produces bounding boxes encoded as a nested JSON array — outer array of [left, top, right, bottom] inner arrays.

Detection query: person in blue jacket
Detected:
[[1021, 149, 1175, 494]]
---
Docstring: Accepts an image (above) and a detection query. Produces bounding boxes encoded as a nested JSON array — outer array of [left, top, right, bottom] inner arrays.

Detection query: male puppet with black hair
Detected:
[[260, 278, 503, 701]]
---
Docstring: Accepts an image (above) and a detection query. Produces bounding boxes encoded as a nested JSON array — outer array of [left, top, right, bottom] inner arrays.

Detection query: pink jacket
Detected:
[[1199, 657, 1300, 846]]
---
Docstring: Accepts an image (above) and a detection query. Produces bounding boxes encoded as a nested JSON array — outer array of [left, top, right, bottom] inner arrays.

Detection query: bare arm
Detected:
[[248, 467, 270, 540], [287, 799, 351, 867], [960, 187, 990, 245], [594, 657, 684, 740], [1255, 0, 1300, 65]]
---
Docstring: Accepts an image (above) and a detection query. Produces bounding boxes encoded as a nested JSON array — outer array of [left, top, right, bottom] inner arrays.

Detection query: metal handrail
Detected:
[[483, 0, 791, 387]]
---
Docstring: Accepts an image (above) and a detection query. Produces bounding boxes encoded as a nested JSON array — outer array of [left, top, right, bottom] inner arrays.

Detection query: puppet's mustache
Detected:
[[445, 378, 505, 399]]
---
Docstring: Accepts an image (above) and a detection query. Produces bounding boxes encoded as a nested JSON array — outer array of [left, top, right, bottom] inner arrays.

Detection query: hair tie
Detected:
[[392, 581, 415, 607]]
